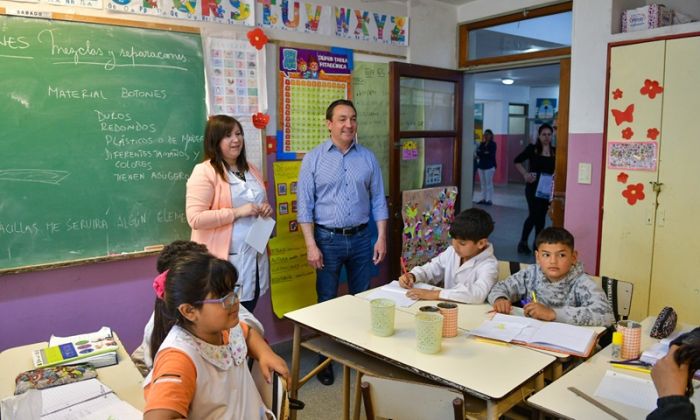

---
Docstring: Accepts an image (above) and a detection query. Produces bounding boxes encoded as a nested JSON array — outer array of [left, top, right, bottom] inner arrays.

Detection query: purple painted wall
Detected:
[[563, 133, 604, 274]]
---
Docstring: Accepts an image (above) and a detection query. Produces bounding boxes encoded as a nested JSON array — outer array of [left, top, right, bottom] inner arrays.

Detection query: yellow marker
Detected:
[[474, 337, 509, 347], [610, 363, 651, 374], [531, 291, 537, 303]]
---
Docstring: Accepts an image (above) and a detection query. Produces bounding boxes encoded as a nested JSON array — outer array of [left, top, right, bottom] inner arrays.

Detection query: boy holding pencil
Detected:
[[398, 208, 498, 303], [488, 227, 614, 326]]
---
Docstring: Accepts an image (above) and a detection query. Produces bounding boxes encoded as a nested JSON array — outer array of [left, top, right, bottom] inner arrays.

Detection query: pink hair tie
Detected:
[[153, 270, 169, 300]]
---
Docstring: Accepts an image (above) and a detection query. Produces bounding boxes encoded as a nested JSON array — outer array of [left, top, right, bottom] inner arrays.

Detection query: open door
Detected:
[[387, 62, 463, 280], [551, 58, 570, 226]]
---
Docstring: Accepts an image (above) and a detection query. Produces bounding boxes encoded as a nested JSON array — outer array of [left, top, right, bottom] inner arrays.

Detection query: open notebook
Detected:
[[470, 313, 599, 357]]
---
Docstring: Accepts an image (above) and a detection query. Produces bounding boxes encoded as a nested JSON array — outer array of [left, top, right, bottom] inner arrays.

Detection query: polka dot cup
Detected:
[[415, 312, 444, 354]]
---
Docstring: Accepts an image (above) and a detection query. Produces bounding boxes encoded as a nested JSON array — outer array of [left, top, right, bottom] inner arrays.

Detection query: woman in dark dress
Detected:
[[514, 123, 555, 254]]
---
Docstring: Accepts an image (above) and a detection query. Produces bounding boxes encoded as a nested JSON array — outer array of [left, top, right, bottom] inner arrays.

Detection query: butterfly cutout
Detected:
[[611, 104, 634, 126]]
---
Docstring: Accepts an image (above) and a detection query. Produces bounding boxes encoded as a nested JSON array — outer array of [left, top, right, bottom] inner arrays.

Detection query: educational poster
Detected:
[[106, 0, 254, 25], [534, 98, 557, 123], [257, 0, 333, 36], [268, 161, 317, 317], [401, 186, 458, 270], [47, 0, 103, 9], [352, 61, 389, 191], [200, 0, 255, 26], [278, 47, 351, 155], [106, 0, 163, 16], [334, 8, 408, 46], [205, 35, 265, 116], [607, 141, 658, 171]]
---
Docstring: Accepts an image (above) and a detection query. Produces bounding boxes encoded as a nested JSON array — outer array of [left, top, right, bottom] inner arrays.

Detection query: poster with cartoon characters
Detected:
[[278, 47, 351, 155], [401, 186, 458, 269]]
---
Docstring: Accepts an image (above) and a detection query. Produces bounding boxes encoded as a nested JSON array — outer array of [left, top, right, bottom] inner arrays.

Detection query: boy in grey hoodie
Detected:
[[488, 227, 614, 327]]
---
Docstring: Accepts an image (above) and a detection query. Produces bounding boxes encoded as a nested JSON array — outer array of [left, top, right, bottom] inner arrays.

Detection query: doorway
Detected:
[[470, 63, 564, 263]]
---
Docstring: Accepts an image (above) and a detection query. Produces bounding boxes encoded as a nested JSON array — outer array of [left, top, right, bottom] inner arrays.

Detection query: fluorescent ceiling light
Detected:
[[501, 78, 514, 85]]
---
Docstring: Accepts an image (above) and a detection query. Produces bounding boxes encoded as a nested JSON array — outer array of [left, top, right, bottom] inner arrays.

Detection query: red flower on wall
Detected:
[[612, 88, 623, 100], [617, 172, 629, 184], [247, 28, 268, 50], [621, 127, 634, 139], [252, 112, 270, 129], [640, 79, 664, 99], [622, 183, 645, 205], [647, 128, 660, 140]]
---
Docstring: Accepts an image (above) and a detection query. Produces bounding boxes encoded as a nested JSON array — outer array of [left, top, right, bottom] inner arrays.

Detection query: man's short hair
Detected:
[[325, 99, 357, 121], [535, 227, 575, 251], [449, 208, 494, 242]]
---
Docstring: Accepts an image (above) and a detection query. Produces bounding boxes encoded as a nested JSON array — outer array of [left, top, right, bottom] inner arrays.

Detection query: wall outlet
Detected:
[[578, 163, 592, 184]]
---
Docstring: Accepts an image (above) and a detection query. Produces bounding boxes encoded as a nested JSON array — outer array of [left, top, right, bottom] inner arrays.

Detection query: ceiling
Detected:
[[472, 64, 560, 87]]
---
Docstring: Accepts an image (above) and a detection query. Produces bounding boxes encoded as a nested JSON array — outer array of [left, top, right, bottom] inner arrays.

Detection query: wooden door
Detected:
[[387, 63, 463, 281], [648, 36, 700, 324], [551, 58, 570, 227], [599, 41, 665, 320]]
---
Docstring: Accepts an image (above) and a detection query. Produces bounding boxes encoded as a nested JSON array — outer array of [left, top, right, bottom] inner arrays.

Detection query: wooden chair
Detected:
[[360, 375, 464, 420], [497, 260, 529, 281]]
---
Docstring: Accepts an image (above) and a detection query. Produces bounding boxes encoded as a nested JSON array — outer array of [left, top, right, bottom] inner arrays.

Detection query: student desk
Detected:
[[528, 317, 700, 419], [0, 334, 145, 411], [357, 289, 607, 379], [285, 294, 555, 420]]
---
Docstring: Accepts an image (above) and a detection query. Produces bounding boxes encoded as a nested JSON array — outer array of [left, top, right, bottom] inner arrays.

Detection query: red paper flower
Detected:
[[252, 112, 270, 129], [617, 172, 629, 184], [640, 79, 663, 99], [622, 183, 645, 205], [247, 28, 268, 50], [621, 127, 634, 140], [612, 88, 623, 100], [647, 128, 659, 140]]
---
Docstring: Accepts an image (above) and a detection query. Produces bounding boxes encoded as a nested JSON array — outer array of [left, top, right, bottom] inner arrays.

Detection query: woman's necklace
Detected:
[[230, 167, 246, 182]]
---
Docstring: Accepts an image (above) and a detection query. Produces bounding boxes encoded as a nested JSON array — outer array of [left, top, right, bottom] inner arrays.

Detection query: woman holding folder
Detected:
[[186, 115, 272, 312]]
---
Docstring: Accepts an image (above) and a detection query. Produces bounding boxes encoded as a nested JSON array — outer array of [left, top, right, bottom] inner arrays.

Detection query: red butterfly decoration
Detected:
[[611, 104, 634, 126]]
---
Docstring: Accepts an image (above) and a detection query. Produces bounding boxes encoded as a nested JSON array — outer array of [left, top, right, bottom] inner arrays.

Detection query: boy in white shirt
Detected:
[[398, 208, 497, 303]]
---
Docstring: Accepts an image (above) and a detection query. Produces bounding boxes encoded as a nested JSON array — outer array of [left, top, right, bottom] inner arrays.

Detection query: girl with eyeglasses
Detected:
[[144, 252, 288, 419]]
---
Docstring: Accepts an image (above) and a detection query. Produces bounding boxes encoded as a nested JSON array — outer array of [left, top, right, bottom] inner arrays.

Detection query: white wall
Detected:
[[408, 0, 458, 69], [475, 83, 558, 135], [457, 0, 556, 23]]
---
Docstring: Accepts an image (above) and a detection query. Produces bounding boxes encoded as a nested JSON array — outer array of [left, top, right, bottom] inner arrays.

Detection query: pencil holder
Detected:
[[415, 312, 443, 354], [419, 305, 440, 313], [617, 320, 642, 359], [370, 299, 395, 337], [437, 302, 458, 338]]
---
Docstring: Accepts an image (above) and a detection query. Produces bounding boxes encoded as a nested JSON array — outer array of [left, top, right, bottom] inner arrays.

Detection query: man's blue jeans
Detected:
[[314, 227, 373, 303]]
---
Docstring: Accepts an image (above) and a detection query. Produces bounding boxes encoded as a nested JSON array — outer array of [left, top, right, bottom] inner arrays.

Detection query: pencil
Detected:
[[531, 291, 537, 303], [473, 337, 509, 347], [610, 363, 651, 374]]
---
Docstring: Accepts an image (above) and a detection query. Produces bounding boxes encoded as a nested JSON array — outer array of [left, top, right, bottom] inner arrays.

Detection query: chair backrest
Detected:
[[497, 260, 529, 281], [590, 275, 634, 321], [361, 375, 463, 420], [250, 359, 289, 420]]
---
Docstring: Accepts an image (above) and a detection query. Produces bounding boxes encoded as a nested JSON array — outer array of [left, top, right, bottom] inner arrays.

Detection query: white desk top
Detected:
[[285, 294, 555, 400], [528, 318, 700, 419], [0, 334, 144, 411]]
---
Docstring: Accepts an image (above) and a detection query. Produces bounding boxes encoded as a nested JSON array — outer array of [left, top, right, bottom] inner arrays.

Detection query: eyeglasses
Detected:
[[194, 285, 241, 310]]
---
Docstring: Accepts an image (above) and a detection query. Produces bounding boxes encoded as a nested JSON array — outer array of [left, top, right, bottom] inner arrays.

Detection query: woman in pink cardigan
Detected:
[[186, 115, 272, 311]]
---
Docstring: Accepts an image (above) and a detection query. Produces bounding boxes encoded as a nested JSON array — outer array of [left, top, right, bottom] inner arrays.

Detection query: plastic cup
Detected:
[[370, 298, 395, 337], [415, 312, 443, 354]]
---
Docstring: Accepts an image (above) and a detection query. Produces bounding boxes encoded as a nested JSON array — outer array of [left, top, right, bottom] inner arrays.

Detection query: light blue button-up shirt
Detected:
[[297, 139, 388, 228]]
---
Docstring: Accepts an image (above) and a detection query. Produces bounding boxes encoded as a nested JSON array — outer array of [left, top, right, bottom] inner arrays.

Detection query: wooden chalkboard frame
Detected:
[[0, 10, 202, 274]]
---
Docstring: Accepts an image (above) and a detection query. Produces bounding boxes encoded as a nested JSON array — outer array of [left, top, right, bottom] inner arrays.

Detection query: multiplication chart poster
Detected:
[[278, 47, 351, 154]]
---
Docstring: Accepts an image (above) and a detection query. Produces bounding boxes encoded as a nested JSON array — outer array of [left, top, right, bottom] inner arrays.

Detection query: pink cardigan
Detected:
[[186, 160, 267, 260]]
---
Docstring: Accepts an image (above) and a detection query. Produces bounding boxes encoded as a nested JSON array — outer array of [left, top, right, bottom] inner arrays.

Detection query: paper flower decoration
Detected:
[[647, 128, 660, 140], [622, 183, 645, 205], [611, 104, 634, 126], [640, 79, 663, 99], [252, 112, 270, 129], [617, 172, 629, 184], [621, 127, 634, 140], [612, 88, 623, 100], [247, 28, 268, 50]]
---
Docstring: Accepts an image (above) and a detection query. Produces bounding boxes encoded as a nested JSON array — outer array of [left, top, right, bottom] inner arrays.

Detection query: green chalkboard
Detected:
[[0, 15, 206, 271]]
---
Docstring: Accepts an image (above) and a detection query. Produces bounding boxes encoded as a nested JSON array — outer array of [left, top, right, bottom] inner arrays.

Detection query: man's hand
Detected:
[[492, 298, 512, 314], [372, 237, 386, 265], [523, 302, 556, 321], [652, 345, 689, 398], [306, 244, 324, 270]]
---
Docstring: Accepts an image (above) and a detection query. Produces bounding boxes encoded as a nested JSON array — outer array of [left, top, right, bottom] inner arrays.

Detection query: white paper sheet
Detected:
[[469, 319, 526, 342], [362, 281, 434, 308], [245, 217, 276, 254], [594, 370, 658, 411]]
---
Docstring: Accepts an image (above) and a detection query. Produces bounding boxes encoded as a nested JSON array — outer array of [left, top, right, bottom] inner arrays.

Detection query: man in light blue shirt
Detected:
[[298, 99, 388, 385]]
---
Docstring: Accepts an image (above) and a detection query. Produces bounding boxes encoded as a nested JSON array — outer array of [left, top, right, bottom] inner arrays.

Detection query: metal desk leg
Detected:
[[535, 371, 545, 391], [552, 361, 563, 380], [486, 400, 497, 420], [342, 365, 351, 420], [290, 325, 301, 420]]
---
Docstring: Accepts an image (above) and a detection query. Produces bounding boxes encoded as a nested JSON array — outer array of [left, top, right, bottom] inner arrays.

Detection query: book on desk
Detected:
[[31, 327, 118, 369], [470, 313, 598, 357]]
